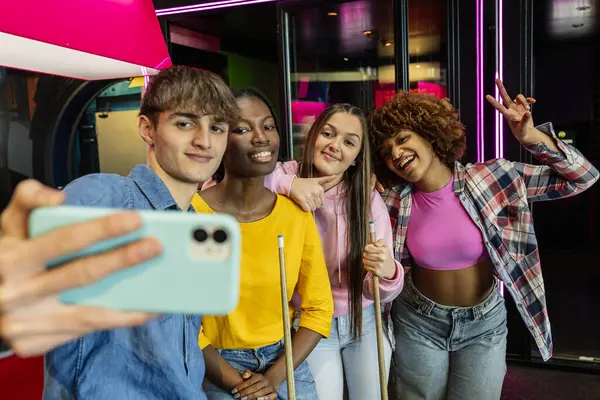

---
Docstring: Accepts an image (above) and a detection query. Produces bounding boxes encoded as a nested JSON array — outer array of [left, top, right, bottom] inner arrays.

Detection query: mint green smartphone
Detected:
[[29, 206, 241, 315]]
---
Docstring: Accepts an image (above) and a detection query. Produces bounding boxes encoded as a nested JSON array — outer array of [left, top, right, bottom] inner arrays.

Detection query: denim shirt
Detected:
[[43, 165, 206, 400]]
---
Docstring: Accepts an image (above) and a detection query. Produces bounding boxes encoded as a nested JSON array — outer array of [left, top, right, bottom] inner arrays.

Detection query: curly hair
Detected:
[[367, 91, 466, 187]]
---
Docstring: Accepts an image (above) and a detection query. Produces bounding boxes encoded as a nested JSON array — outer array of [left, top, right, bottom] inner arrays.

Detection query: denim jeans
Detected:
[[391, 274, 507, 400], [306, 305, 392, 400], [203, 340, 318, 400]]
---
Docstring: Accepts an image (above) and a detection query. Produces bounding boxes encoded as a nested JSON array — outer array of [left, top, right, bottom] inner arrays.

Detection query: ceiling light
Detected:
[[384, 41, 392, 47], [363, 30, 372, 35], [328, 12, 337, 16], [344, 57, 349, 61], [156, 0, 278, 16]]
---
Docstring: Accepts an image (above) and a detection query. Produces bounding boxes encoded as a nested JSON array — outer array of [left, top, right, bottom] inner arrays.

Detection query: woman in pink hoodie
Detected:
[[265, 103, 403, 399]]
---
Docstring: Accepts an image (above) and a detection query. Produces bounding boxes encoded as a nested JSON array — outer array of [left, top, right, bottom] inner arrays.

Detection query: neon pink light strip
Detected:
[[475, 0, 484, 162], [495, 0, 504, 159], [496, 0, 504, 157], [496, 0, 505, 296], [155, 0, 278, 16], [140, 67, 149, 89]]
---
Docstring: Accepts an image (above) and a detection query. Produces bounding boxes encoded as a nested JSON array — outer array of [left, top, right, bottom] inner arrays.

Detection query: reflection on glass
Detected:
[[0, 70, 144, 211], [75, 80, 143, 178], [0, 68, 40, 209], [408, 0, 447, 99], [287, 0, 395, 159]]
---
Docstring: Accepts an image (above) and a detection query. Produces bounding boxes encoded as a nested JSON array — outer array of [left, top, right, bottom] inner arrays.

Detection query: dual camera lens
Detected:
[[193, 228, 228, 243]]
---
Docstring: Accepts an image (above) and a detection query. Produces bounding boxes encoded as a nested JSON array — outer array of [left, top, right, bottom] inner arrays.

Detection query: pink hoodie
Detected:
[[201, 161, 403, 317], [264, 161, 404, 317]]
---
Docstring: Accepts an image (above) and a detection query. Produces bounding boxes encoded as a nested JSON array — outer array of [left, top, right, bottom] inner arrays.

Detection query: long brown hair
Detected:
[[299, 104, 371, 339]]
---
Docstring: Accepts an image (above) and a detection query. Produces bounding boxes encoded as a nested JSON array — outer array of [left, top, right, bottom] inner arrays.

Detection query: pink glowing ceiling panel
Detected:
[[0, 0, 171, 80]]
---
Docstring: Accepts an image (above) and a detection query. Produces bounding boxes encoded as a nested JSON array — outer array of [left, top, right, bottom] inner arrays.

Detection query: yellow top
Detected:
[[192, 193, 334, 350]]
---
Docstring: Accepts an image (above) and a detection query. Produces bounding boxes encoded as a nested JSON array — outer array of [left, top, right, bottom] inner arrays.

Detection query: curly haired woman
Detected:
[[368, 80, 599, 400]]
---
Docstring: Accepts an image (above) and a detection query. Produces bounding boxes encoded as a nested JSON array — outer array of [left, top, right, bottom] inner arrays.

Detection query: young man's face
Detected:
[[140, 110, 229, 184]]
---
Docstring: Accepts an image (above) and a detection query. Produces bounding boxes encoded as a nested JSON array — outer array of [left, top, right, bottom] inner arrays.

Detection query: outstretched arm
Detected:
[[486, 79, 599, 202]]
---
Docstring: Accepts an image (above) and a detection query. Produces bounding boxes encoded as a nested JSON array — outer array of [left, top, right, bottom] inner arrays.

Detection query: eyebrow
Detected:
[[169, 112, 229, 125], [325, 123, 360, 140], [237, 115, 274, 125], [168, 112, 200, 121]]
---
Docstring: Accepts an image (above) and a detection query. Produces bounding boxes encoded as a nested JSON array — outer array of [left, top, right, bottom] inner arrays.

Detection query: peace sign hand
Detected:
[[485, 79, 537, 143]]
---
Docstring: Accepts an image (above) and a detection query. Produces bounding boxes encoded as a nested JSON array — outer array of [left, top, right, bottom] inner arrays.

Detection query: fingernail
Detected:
[[120, 213, 141, 230], [231, 388, 238, 394], [241, 397, 248, 400], [233, 394, 240, 399]]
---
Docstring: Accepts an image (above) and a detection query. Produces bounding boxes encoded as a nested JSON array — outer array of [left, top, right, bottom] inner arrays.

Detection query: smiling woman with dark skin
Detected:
[[192, 88, 333, 400]]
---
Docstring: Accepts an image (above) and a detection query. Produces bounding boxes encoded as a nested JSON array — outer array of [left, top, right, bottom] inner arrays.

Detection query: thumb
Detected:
[[2, 180, 65, 239], [242, 369, 252, 379], [315, 175, 337, 185]]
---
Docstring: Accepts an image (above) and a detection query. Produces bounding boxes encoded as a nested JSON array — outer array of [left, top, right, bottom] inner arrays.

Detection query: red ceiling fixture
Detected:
[[0, 0, 171, 80]]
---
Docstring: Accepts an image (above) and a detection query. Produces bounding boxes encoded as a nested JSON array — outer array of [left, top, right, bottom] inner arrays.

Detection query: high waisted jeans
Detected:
[[391, 274, 507, 400], [306, 305, 392, 400], [203, 340, 317, 400]]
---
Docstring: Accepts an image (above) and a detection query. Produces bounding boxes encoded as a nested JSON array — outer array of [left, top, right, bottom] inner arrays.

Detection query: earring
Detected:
[[351, 161, 356, 166]]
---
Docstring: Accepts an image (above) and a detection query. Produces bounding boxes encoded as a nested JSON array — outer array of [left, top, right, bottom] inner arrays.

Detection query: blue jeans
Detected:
[[203, 340, 317, 400], [306, 305, 392, 400], [391, 274, 507, 400]]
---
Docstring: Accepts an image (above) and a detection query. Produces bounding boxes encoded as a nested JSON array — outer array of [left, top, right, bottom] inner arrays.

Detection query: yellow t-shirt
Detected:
[[192, 193, 334, 350]]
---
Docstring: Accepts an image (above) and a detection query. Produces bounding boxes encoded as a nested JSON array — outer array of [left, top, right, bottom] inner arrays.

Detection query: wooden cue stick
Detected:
[[277, 235, 296, 399], [369, 221, 388, 400]]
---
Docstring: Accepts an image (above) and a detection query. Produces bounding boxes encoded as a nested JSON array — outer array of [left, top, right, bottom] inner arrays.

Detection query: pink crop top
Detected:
[[406, 177, 488, 270]]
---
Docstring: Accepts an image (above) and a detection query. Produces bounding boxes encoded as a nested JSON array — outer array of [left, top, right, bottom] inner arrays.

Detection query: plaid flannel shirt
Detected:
[[381, 122, 599, 361]]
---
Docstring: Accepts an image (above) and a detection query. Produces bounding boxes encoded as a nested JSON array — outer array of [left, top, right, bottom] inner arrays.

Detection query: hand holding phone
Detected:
[[29, 205, 241, 315], [0, 180, 160, 357]]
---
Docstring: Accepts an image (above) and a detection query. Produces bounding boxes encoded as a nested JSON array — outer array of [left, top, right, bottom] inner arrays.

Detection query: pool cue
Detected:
[[277, 235, 296, 400], [369, 221, 388, 400]]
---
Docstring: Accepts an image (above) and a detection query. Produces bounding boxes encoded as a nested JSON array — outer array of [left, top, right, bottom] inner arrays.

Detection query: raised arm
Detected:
[[486, 79, 598, 202], [509, 122, 598, 201], [265, 160, 336, 212], [264, 160, 299, 195]]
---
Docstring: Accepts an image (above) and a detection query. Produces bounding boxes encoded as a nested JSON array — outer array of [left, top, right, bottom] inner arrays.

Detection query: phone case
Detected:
[[29, 205, 241, 315]]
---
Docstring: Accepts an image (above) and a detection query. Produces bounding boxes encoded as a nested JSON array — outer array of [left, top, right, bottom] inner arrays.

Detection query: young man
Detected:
[[42, 66, 239, 399]]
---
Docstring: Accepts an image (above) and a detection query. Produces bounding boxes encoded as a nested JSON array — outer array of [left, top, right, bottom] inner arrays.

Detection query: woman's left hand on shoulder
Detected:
[[363, 240, 396, 279], [485, 79, 538, 144]]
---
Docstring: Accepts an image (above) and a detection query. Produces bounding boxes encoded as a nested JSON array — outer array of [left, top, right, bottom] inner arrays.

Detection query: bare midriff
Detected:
[[411, 258, 495, 307]]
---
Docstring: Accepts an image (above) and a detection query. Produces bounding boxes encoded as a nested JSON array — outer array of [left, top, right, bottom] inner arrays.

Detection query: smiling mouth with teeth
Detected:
[[250, 151, 272, 159], [397, 155, 416, 170]]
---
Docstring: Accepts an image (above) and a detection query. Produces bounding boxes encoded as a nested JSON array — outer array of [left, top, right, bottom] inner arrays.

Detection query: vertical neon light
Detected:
[[496, 0, 505, 295], [140, 67, 150, 90], [476, 0, 484, 162], [495, 0, 504, 159]]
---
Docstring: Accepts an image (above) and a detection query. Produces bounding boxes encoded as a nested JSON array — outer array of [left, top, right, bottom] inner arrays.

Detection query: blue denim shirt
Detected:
[[43, 165, 206, 400]]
